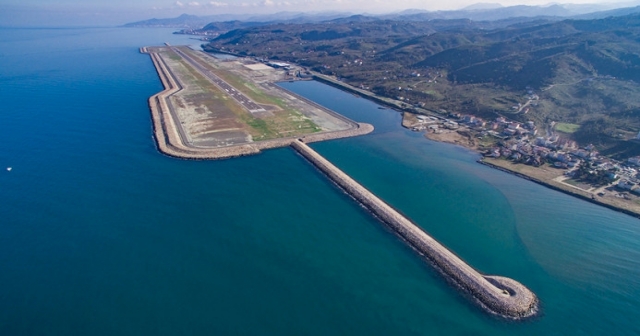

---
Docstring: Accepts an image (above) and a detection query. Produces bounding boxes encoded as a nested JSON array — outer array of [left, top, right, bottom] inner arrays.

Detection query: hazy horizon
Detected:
[[1, 0, 638, 27]]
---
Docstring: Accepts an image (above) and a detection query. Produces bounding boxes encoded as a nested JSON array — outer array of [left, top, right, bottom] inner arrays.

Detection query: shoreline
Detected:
[[306, 71, 640, 220], [146, 46, 640, 218], [142, 47, 374, 160], [479, 158, 640, 220], [426, 128, 640, 220]]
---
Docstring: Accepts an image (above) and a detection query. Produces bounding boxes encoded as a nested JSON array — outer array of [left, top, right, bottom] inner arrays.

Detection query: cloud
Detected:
[[188, 1, 200, 6], [208, 1, 229, 6], [175, 1, 184, 7], [262, 0, 275, 6]]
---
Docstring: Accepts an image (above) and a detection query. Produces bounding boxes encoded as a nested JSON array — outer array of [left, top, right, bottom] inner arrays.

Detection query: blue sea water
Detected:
[[1, 27, 640, 335]]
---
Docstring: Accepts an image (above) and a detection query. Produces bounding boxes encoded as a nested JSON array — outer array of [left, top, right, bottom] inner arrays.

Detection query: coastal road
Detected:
[[170, 47, 267, 114]]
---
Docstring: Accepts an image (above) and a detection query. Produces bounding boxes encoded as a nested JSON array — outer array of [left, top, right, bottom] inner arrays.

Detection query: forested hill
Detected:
[[204, 13, 640, 158]]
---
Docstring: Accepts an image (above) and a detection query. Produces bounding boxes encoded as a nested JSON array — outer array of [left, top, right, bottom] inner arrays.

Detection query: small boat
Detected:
[[6, 167, 12, 171]]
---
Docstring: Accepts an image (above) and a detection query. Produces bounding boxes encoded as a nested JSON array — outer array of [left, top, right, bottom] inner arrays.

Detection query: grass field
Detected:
[[555, 122, 581, 134]]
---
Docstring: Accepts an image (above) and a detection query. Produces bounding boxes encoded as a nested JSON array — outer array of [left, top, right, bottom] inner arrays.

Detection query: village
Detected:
[[404, 109, 640, 204]]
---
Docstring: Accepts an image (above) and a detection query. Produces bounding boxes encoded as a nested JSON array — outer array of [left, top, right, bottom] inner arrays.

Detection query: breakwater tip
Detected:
[[291, 140, 539, 320]]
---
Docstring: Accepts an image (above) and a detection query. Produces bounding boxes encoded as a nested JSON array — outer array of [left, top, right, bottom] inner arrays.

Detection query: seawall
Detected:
[[141, 47, 373, 160], [479, 159, 640, 220], [292, 140, 539, 319], [312, 75, 404, 111]]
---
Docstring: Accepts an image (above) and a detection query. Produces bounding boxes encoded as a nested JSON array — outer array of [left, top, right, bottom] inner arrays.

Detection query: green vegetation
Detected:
[[556, 122, 580, 133], [204, 13, 640, 158], [244, 117, 275, 140], [166, 49, 182, 61], [573, 161, 617, 186], [162, 50, 322, 142]]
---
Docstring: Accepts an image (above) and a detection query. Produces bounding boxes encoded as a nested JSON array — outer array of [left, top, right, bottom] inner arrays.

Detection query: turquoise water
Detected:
[[1, 27, 640, 335]]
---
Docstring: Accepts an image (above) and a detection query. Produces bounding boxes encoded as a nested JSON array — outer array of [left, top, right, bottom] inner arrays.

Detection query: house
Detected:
[[628, 156, 640, 167], [503, 128, 517, 136], [444, 121, 459, 129], [567, 159, 581, 168], [572, 149, 590, 159], [617, 179, 637, 191], [507, 122, 521, 130], [553, 162, 568, 168], [556, 153, 571, 163]]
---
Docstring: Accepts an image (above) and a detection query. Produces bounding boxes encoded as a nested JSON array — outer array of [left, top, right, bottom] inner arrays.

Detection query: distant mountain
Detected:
[[125, 4, 640, 30], [199, 21, 265, 32], [572, 5, 640, 20], [382, 3, 640, 22], [244, 11, 352, 23], [380, 4, 573, 22], [325, 15, 382, 24], [462, 3, 504, 11], [123, 11, 353, 29], [123, 14, 218, 28]]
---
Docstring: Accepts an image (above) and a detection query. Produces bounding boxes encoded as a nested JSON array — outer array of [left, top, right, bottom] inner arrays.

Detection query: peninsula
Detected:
[[141, 45, 372, 159]]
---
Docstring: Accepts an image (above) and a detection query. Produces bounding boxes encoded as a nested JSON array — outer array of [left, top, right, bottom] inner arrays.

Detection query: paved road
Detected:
[[171, 47, 266, 114]]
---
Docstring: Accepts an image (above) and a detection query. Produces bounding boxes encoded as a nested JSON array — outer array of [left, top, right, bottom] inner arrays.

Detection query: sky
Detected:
[[0, 0, 637, 26]]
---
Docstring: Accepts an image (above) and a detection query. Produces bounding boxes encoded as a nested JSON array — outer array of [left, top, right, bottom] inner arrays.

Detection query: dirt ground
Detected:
[[152, 46, 355, 147], [425, 130, 479, 151]]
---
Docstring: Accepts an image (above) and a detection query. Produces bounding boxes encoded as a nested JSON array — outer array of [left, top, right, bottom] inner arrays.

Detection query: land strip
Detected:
[[141, 46, 373, 159]]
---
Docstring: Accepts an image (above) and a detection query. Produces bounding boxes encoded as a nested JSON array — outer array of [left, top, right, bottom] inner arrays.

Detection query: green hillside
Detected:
[[204, 14, 640, 158]]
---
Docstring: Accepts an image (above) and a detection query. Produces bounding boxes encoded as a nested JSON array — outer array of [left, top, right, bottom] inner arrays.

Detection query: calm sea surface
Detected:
[[1, 27, 640, 335]]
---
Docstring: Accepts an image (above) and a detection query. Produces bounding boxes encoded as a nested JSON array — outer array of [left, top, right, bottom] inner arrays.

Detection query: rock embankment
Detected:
[[142, 47, 373, 160], [291, 139, 538, 319]]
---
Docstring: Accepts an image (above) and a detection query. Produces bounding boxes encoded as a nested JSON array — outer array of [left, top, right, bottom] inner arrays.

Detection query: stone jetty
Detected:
[[291, 139, 538, 319]]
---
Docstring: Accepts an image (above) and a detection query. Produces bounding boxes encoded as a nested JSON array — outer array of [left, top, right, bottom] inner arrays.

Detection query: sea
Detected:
[[1, 27, 639, 335]]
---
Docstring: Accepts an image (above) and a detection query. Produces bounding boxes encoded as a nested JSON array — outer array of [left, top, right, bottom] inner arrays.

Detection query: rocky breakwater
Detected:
[[291, 139, 538, 319]]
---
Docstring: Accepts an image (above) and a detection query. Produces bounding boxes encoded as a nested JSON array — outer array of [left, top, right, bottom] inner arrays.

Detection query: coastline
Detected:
[[479, 158, 640, 220], [307, 70, 640, 220], [142, 47, 373, 160], [146, 46, 640, 218]]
